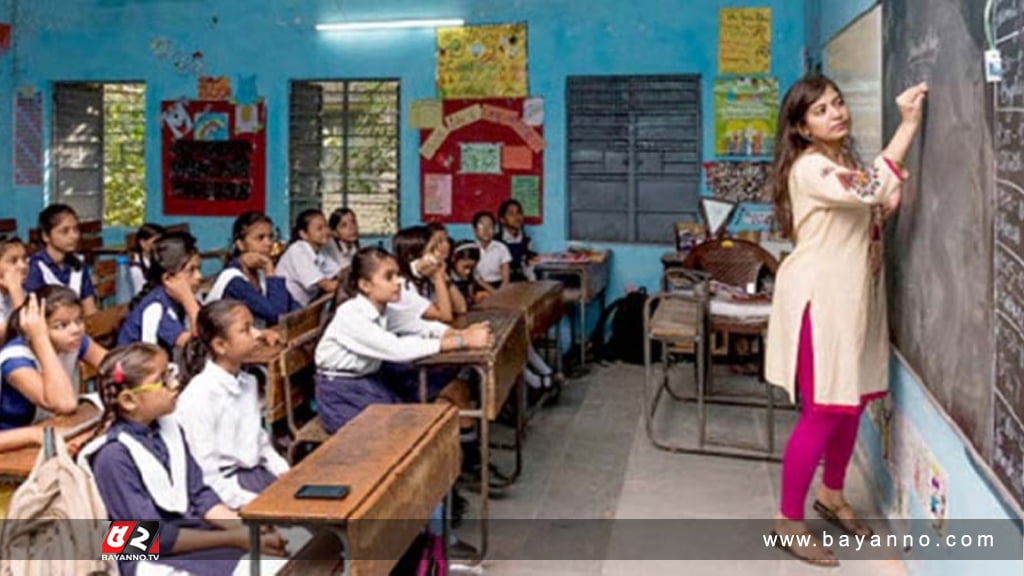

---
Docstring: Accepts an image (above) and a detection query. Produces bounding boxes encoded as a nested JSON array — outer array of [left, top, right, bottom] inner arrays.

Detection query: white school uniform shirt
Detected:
[[315, 293, 448, 376], [129, 253, 150, 295], [319, 238, 356, 278], [474, 240, 512, 283], [0, 293, 12, 326], [174, 360, 289, 509], [275, 240, 327, 306]]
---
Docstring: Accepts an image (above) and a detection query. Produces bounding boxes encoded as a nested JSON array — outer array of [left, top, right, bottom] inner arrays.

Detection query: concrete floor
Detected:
[[453, 361, 907, 576]]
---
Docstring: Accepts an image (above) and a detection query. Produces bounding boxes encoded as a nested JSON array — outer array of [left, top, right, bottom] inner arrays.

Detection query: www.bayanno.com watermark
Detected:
[[0, 519, 1021, 562]]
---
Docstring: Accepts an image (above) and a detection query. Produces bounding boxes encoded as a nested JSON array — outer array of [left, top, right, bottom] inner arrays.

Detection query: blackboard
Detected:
[[993, 0, 1024, 509], [883, 0, 1009, 500]]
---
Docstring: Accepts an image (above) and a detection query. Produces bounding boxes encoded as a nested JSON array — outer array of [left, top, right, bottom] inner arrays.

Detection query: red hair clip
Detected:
[[113, 362, 124, 385]]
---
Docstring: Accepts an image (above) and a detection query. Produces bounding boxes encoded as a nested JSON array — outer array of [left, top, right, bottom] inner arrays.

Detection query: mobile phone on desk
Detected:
[[294, 484, 350, 500]]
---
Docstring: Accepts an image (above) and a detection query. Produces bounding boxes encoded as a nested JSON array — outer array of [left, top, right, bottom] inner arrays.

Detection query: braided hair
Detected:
[[86, 342, 166, 445]]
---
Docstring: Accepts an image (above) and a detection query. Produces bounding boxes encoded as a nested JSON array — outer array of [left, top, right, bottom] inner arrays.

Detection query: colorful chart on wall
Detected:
[[420, 97, 543, 224], [718, 7, 771, 74], [703, 161, 772, 202], [436, 23, 528, 99], [713, 77, 778, 157]]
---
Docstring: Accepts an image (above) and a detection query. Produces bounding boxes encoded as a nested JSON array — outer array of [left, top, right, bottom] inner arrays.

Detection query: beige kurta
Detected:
[[765, 152, 903, 407]]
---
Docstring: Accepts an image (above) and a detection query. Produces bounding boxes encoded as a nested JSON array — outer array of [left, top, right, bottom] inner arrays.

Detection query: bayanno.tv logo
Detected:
[[101, 521, 160, 561]]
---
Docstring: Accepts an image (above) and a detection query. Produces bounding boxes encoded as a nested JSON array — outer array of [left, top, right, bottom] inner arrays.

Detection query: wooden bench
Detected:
[[241, 404, 460, 576]]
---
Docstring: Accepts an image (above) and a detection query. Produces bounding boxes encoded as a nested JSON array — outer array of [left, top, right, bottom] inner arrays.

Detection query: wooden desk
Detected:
[[414, 308, 527, 564], [0, 402, 102, 481], [476, 281, 565, 341], [241, 404, 460, 576], [533, 252, 611, 369]]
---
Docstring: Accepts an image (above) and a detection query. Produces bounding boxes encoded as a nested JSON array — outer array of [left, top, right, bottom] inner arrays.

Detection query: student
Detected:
[[175, 300, 289, 509], [471, 211, 511, 295], [392, 225, 463, 322], [129, 223, 165, 296], [448, 241, 481, 305], [24, 204, 98, 315], [275, 209, 338, 306], [0, 288, 106, 431], [765, 76, 926, 566], [320, 208, 360, 278], [0, 236, 28, 337], [117, 232, 202, 356], [205, 212, 296, 327], [314, 246, 492, 434], [496, 199, 534, 282], [81, 343, 292, 576]]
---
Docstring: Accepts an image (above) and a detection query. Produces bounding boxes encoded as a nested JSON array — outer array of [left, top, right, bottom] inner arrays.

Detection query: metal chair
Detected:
[[644, 238, 789, 461]]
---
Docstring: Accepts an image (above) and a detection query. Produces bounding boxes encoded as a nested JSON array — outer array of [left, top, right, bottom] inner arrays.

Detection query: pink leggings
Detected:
[[779, 306, 867, 520]]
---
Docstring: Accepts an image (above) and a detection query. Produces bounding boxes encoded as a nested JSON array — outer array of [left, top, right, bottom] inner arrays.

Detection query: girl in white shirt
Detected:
[[0, 236, 28, 336], [129, 223, 165, 296], [392, 225, 467, 323], [175, 299, 288, 508], [314, 246, 492, 433], [471, 211, 512, 295], [275, 210, 338, 306], [320, 208, 360, 278]]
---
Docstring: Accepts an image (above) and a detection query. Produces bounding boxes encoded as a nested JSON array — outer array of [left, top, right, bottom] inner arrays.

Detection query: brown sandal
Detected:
[[770, 529, 840, 567], [814, 500, 874, 538]]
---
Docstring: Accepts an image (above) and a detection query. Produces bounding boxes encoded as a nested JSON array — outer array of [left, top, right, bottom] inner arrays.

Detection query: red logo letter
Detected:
[[102, 521, 136, 554]]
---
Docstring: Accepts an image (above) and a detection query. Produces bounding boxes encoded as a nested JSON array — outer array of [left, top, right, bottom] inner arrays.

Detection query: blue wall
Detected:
[[5, 0, 805, 298], [806, 0, 877, 67], [856, 359, 1023, 576]]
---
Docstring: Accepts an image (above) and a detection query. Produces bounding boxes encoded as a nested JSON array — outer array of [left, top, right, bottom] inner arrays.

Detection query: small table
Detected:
[[532, 252, 610, 370], [241, 404, 460, 576], [414, 309, 528, 564], [0, 402, 102, 481], [476, 280, 566, 375]]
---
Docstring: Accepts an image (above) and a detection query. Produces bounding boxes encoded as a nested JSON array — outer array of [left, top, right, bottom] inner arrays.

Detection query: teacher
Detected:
[[764, 74, 927, 566]]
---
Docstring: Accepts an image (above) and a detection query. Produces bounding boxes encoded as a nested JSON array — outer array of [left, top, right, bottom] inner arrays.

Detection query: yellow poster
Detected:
[[719, 8, 771, 74], [436, 23, 528, 99]]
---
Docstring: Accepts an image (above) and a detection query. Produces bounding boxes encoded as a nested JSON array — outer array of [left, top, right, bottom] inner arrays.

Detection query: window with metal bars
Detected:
[[52, 82, 146, 227], [289, 80, 400, 236], [567, 75, 702, 244]]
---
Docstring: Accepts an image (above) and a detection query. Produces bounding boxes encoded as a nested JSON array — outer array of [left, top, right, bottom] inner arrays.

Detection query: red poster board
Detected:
[[160, 99, 266, 216], [419, 98, 543, 224]]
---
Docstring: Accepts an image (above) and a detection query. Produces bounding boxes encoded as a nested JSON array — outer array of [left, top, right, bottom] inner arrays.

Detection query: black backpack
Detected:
[[594, 288, 660, 364]]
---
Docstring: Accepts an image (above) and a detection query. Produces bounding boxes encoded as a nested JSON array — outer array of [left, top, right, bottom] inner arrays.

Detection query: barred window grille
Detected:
[[52, 82, 146, 226], [567, 75, 702, 244], [289, 80, 400, 236]]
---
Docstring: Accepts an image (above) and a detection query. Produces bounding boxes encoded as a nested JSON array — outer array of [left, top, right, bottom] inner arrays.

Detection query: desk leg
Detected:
[[419, 368, 429, 404], [327, 526, 352, 576], [475, 365, 490, 565], [249, 523, 261, 576], [578, 295, 586, 369], [442, 491, 451, 566]]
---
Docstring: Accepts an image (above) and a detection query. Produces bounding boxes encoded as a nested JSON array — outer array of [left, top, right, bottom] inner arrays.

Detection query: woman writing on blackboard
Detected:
[[765, 75, 926, 565]]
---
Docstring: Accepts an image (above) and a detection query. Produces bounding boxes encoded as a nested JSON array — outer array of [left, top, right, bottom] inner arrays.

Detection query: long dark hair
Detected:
[[770, 75, 857, 240], [4, 285, 82, 343], [38, 203, 83, 270], [131, 231, 198, 308], [391, 225, 432, 294], [180, 299, 247, 387], [291, 209, 324, 244], [231, 211, 273, 258], [88, 342, 166, 444], [131, 223, 165, 267]]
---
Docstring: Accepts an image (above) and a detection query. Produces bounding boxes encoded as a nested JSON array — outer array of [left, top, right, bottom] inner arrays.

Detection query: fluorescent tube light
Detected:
[[316, 18, 464, 32]]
